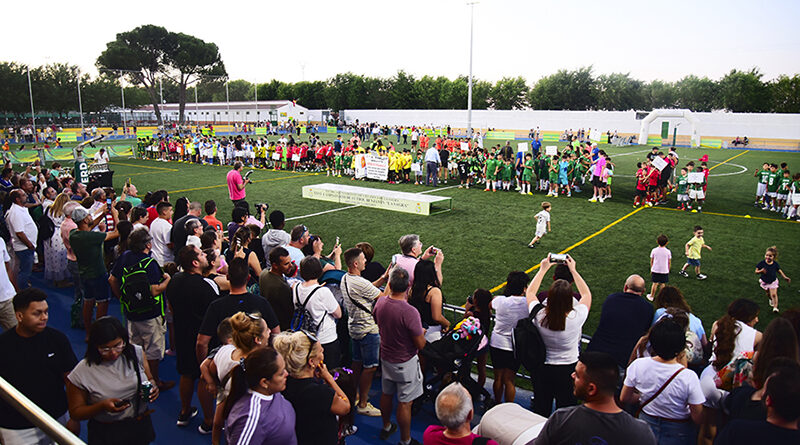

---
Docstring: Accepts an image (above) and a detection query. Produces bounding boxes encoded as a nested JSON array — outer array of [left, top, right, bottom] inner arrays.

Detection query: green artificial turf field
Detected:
[[35, 134, 800, 336]]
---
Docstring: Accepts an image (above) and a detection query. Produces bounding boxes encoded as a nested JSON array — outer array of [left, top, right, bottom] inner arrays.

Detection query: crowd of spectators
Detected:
[[0, 160, 797, 445]]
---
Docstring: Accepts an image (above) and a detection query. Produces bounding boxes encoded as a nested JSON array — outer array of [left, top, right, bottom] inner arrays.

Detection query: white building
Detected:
[[137, 100, 309, 124]]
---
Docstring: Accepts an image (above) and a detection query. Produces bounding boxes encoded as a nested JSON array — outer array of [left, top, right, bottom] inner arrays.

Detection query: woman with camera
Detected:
[[66, 316, 159, 445], [525, 254, 592, 416]]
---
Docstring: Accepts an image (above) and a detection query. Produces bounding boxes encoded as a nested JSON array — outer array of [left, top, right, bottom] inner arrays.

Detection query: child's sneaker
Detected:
[[678, 270, 690, 278], [773, 306, 780, 313], [696, 273, 708, 280]]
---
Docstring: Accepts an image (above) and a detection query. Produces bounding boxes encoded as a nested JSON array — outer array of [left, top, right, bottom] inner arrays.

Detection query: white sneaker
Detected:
[[646, 293, 653, 301], [356, 402, 382, 417], [588, 197, 597, 202]]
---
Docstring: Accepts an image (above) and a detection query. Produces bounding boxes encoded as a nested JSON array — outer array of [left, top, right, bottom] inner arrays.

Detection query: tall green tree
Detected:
[[769, 74, 800, 113], [165, 32, 226, 123], [388, 70, 419, 109], [97, 25, 175, 124], [0, 62, 29, 115], [642, 80, 678, 109], [718, 68, 771, 112], [675, 75, 718, 111], [528, 67, 597, 110], [595, 73, 645, 111], [490, 76, 529, 110]]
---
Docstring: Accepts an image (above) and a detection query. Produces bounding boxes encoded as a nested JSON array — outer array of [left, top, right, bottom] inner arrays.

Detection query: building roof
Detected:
[[138, 100, 305, 112]]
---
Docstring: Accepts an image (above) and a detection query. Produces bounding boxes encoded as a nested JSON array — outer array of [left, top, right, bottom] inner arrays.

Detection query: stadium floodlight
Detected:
[[467, 1, 478, 139], [26, 66, 36, 142]]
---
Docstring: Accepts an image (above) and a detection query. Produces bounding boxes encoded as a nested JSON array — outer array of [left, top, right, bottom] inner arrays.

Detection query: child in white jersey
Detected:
[[527, 201, 551, 248]]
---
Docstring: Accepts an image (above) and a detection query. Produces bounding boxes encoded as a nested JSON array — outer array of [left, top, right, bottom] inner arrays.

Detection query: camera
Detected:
[[549, 253, 568, 264], [255, 203, 269, 214]]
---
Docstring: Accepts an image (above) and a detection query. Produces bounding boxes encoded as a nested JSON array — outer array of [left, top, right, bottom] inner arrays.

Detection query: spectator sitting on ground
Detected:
[[533, 351, 655, 445], [423, 382, 499, 445]]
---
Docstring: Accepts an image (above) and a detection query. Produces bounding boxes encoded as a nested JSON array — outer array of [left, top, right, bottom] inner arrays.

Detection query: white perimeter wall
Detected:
[[338, 109, 800, 140]]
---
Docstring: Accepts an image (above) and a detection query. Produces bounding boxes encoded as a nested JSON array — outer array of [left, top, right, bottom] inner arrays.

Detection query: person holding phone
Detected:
[[227, 161, 251, 206]]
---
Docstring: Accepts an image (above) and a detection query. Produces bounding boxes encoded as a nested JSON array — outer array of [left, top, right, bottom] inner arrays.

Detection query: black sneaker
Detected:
[[400, 439, 421, 445], [176, 407, 198, 426], [678, 270, 690, 278], [198, 422, 212, 435], [380, 423, 397, 440]]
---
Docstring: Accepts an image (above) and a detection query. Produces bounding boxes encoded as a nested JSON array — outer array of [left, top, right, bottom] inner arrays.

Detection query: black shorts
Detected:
[[490, 347, 520, 372], [658, 177, 669, 187], [647, 185, 658, 193], [176, 348, 200, 378], [636, 188, 647, 197], [591, 176, 604, 187], [651, 272, 669, 284]]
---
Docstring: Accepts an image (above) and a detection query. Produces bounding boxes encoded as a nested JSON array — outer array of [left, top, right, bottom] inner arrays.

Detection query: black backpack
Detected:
[[512, 303, 547, 374], [120, 257, 163, 315], [37, 211, 56, 243], [290, 285, 323, 333]]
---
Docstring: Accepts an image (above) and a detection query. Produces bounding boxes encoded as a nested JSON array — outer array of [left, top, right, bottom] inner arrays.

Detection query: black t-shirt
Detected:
[[198, 292, 279, 348], [586, 292, 654, 368], [724, 384, 766, 422], [534, 405, 655, 445], [0, 327, 77, 429], [439, 149, 450, 165], [756, 260, 781, 284], [714, 419, 800, 445], [259, 271, 293, 331], [166, 272, 220, 364], [282, 377, 338, 445], [361, 261, 386, 283], [170, 214, 207, 257]]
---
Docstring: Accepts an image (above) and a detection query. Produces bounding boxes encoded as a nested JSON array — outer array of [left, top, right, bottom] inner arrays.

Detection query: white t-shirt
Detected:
[[293, 284, 339, 344], [93, 151, 109, 164], [5, 203, 38, 251], [149, 218, 174, 266], [709, 320, 758, 364], [535, 210, 550, 233], [0, 238, 15, 302], [285, 245, 305, 270], [624, 358, 705, 419], [186, 235, 201, 249], [489, 295, 530, 351], [214, 343, 239, 404], [532, 300, 589, 365]]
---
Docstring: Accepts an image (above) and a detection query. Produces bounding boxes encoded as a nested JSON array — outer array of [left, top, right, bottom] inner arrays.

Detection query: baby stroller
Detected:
[[417, 317, 494, 412]]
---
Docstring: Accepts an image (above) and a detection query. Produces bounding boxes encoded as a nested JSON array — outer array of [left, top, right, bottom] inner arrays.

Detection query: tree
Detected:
[[718, 68, 771, 112], [769, 74, 800, 113], [595, 73, 645, 111], [414, 75, 445, 109], [675, 75, 718, 111], [490, 76, 529, 110], [388, 70, 419, 109], [642, 80, 677, 109], [324, 73, 366, 111], [97, 25, 175, 124], [165, 32, 226, 123], [292, 81, 327, 109], [0, 62, 29, 116], [529, 67, 597, 110]]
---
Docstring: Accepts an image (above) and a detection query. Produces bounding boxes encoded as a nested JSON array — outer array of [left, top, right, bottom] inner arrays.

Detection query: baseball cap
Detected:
[[71, 207, 90, 222]]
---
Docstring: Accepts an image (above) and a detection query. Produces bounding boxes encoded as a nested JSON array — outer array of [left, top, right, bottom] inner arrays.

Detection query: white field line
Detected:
[[285, 184, 460, 221]]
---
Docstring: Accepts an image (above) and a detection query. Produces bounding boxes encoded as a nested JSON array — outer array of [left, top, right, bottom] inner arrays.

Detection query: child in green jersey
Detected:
[[675, 168, 690, 210], [520, 154, 534, 195]]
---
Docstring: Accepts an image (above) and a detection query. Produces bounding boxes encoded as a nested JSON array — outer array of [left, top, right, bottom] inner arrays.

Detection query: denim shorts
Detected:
[[351, 333, 380, 368], [687, 258, 701, 267], [81, 274, 110, 302]]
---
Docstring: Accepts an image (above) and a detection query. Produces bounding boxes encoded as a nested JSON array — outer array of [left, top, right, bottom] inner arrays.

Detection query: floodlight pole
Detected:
[[77, 72, 85, 136], [254, 81, 258, 125], [225, 81, 230, 125], [27, 66, 37, 143], [467, 1, 478, 139], [120, 80, 127, 134], [195, 85, 199, 125]]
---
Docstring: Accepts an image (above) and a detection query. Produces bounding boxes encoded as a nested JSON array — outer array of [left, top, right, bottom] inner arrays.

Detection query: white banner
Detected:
[[354, 154, 367, 179], [651, 156, 668, 171], [518, 142, 529, 153], [546, 145, 558, 156], [590, 128, 602, 142], [365, 154, 389, 181], [688, 172, 705, 183]]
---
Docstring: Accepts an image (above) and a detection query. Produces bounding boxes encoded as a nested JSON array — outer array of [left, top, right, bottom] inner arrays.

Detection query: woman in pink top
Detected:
[[227, 161, 250, 204], [589, 150, 607, 202]]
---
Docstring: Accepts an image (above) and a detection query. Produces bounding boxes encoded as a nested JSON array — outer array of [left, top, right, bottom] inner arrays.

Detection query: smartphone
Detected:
[[335, 236, 340, 245], [106, 198, 112, 206], [114, 399, 129, 408], [549, 253, 568, 264]]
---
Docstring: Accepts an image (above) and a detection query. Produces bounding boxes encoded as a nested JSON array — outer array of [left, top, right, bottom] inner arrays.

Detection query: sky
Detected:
[[3, 0, 799, 84]]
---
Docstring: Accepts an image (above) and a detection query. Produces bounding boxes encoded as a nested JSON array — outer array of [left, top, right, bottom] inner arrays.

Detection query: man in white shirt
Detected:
[[424, 146, 442, 187], [5, 190, 37, 289], [93, 148, 109, 165], [149, 202, 174, 266], [0, 237, 19, 330]]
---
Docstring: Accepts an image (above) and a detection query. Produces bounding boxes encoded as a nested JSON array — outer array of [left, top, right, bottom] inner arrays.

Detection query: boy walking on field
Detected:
[[528, 202, 551, 248], [678, 226, 712, 280]]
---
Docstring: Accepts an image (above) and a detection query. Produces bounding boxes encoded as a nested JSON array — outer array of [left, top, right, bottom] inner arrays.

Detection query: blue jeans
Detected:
[[640, 413, 697, 445], [351, 333, 380, 368], [15, 248, 34, 289]]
